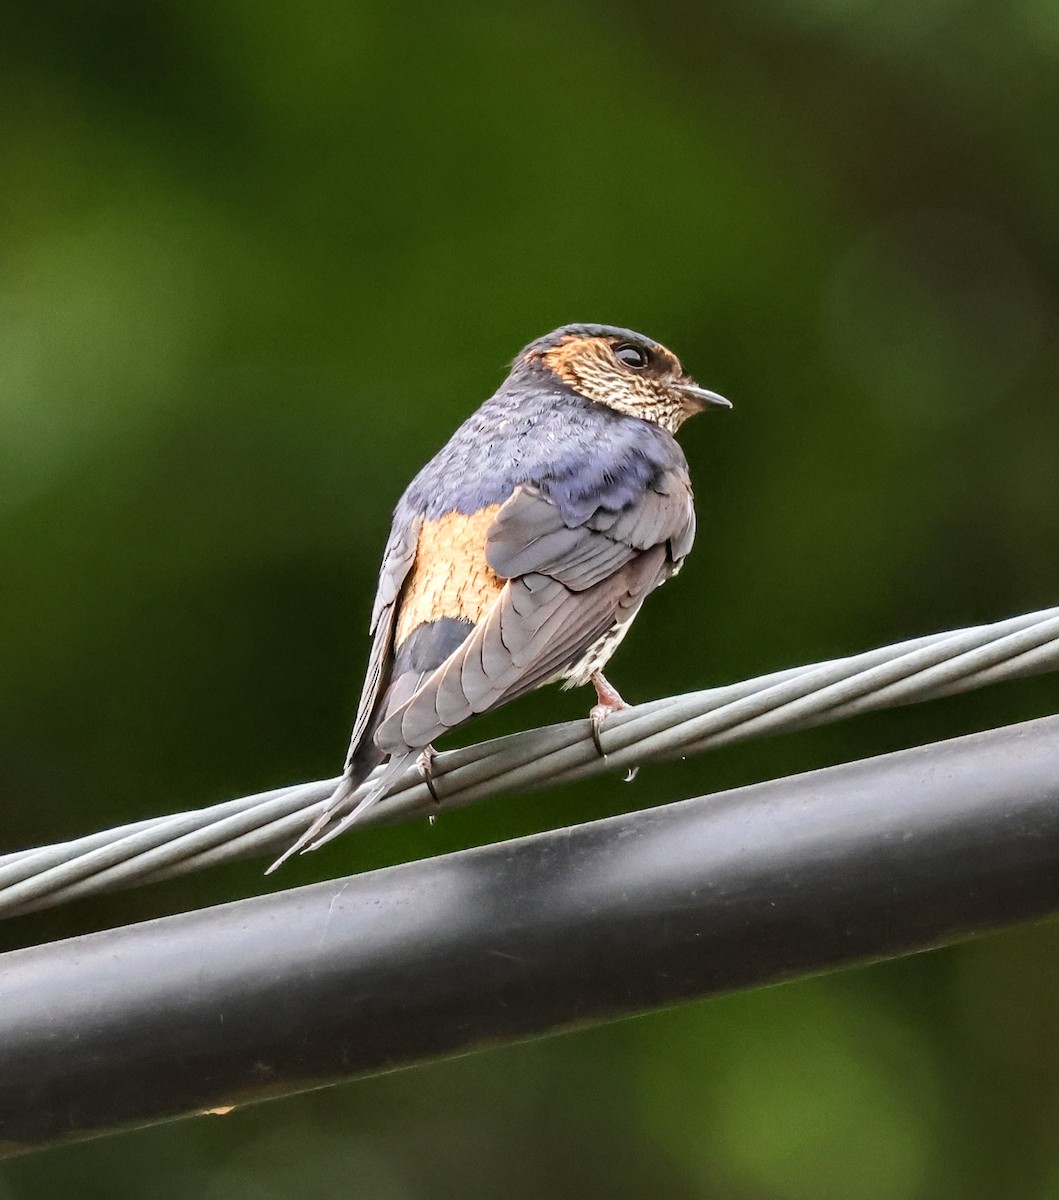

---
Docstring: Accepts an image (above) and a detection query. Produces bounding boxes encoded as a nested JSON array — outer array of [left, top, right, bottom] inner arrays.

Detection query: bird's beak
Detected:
[[674, 381, 733, 412]]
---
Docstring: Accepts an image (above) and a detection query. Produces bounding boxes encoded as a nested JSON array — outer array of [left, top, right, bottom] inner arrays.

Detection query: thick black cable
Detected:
[[2, 715, 1057, 1157]]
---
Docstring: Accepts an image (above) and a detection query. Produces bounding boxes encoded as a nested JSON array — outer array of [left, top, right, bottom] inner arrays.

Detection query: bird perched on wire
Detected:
[[268, 323, 730, 871]]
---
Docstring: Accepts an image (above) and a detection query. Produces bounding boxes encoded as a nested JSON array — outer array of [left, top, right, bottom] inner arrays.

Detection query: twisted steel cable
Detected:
[[2, 604, 1058, 919]]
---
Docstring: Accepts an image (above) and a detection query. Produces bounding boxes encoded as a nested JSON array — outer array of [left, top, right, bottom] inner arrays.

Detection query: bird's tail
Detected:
[[265, 663, 434, 873], [300, 748, 421, 858], [265, 738, 392, 875]]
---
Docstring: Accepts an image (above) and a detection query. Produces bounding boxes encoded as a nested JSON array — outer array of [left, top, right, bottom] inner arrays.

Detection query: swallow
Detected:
[[269, 323, 730, 870]]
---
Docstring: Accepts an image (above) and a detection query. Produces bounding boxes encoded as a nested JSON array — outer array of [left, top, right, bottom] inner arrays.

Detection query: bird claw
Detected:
[[589, 705, 614, 756], [417, 745, 441, 806], [589, 672, 630, 758]]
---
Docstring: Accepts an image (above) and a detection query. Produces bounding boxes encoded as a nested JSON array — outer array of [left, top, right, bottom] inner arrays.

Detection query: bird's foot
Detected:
[[589, 672, 630, 757], [417, 744, 442, 807]]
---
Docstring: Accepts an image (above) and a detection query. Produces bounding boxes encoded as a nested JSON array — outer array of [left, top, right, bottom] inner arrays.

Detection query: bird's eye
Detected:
[[615, 343, 649, 370]]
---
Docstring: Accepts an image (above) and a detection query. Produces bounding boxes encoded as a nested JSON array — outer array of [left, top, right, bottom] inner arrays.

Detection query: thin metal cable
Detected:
[[2, 604, 1057, 918]]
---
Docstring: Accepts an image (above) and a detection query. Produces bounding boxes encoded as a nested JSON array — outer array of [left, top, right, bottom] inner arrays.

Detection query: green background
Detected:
[[2, 1, 1058, 1196]]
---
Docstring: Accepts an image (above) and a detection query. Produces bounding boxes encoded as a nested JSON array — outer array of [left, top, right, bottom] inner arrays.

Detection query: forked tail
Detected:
[[264, 739, 390, 874]]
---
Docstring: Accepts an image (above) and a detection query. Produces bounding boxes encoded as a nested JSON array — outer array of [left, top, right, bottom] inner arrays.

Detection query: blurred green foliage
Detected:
[[2, 0, 1058, 1196]]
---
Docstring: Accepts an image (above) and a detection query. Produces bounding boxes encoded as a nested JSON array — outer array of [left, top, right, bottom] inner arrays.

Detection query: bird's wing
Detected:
[[342, 513, 422, 766], [487, 471, 695, 589], [374, 468, 695, 752]]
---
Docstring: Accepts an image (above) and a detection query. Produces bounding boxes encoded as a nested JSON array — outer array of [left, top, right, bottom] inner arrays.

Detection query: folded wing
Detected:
[[375, 468, 695, 752]]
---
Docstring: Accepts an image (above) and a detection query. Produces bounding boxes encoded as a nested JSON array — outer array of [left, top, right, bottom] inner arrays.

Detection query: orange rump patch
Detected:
[[395, 506, 505, 645]]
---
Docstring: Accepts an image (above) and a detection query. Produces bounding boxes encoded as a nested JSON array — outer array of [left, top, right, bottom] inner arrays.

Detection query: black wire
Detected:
[[2, 715, 1057, 1156]]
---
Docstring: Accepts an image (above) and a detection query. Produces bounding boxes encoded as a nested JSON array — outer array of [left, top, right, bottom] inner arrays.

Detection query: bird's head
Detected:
[[515, 323, 731, 433]]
